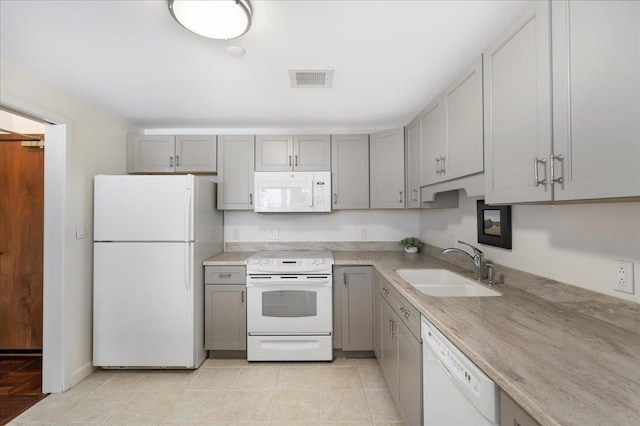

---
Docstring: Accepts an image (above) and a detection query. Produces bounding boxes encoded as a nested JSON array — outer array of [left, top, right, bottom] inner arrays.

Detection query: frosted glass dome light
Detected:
[[168, 0, 252, 40]]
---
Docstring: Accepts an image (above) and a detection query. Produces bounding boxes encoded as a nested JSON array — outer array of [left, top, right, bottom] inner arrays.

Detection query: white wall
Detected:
[[225, 210, 420, 243], [0, 110, 45, 133], [1, 60, 140, 391], [420, 192, 640, 303]]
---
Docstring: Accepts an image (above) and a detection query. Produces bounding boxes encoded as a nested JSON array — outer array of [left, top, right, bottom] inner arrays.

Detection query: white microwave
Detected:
[[254, 171, 331, 213]]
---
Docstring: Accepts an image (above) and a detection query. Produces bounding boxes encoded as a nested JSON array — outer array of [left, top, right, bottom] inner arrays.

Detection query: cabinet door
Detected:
[[483, 1, 552, 204], [552, 0, 640, 201], [420, 97, 445, 186], [380, 299, 399, 398], [128, 135, 175, 173], [500, 390, 541, 426], [406, 117, 421, 208], [175, 135, 217, 173], [397, 320, 422, 426], [255, 135, 293, 171], [337, 266, 373, 351], [331, 134, 370, 209], [370, 127, 405, 209], [372, 270, 383, 359], [204, 284, 247, 350], [293, 135, 331, 171], [217, 135, 255, 210], [444, 54, 484, 181]]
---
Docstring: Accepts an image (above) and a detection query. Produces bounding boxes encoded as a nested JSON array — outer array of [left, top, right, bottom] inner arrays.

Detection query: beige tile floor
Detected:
[[9, 357, 404, 425]]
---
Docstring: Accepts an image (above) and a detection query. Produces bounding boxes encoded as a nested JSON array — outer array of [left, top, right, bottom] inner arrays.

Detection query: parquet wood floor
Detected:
[[0, 355, 47, 425]]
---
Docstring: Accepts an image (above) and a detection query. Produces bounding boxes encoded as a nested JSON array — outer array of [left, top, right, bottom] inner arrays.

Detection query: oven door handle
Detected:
[[246, 279, 332, 288]]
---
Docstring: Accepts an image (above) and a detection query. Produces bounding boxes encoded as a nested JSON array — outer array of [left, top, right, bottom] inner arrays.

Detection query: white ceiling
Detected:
[[0, 0, 528, 132]]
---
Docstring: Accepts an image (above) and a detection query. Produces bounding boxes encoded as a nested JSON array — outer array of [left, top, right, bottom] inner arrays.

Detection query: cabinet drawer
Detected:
[[204, 266, 246, 284], [380, 282, 421, 341]]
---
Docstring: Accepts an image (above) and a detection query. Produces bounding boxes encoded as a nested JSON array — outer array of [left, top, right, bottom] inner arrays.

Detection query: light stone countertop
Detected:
[[204, 249, 640, 426]]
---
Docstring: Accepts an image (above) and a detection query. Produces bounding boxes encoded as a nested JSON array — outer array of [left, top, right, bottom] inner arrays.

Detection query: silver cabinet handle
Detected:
[[249, 193, 253, 205], [412, 188, 418, 202], [550, 154, 564, 184], [388, 319, 394, 336], [533, 157, 547, 187], [169, 156, 174, 167], [288, 155, 292, 167], [343, 272, 348, 286], [294, 155, 298, 167], [241, 290, 245, 304], [333, 193, 338, 205], [440, 156, 446, 173], [436, 157, 441, 174], [399, 191, 403, 203], [218, 273, 232, 278], [176, 155, 180, 167]]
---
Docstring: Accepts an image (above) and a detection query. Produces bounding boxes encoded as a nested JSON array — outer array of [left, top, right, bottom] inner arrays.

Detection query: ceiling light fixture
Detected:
[[168, 0, 252, 40]]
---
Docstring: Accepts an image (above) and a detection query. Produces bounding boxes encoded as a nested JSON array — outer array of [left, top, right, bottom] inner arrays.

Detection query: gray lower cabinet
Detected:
[[333, 266, 373, 351], [501, 390, 541, 426], [372, 270, 383, 358], [378, 276, 422, 426], [204, 266, 246, 350]]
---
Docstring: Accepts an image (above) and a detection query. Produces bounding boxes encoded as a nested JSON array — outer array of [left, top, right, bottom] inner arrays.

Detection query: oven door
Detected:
[[246, 275, 332, 334]]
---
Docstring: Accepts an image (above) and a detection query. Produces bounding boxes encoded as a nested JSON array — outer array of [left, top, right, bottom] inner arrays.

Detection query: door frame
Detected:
[[1, 94, 68, 393]]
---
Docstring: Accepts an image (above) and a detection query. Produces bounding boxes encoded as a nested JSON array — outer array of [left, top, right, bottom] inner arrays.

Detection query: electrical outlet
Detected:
[[360, 228, 367, 240], [448, 233, 456, 246], [232, 228, 239, 241], [613, 260, 634, 294], [268, 229, 279, 240]]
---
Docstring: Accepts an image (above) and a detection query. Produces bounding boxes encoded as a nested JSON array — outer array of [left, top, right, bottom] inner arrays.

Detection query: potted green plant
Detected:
[[400, 237, 423, 253]]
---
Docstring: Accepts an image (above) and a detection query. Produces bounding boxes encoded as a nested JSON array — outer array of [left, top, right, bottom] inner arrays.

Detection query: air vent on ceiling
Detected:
[[289, 68, 334, 88]]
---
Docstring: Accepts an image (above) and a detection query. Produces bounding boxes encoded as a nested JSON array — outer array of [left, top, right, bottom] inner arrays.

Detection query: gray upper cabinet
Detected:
[[370, 127, 405, 209], [217, 135, 255, 210], [420, 97, 445, 186], [485, 0, 639, 204], [406, 118, 422, 208], [127, 134, 217, 174], [175, 135, 217, 173], [255, 134, 330, 171], [331, 134, 370, 209], [421, 55, 483, 187], [483, 0, 553, 204], [443, 55, 483, 181], [551, 0, 640, 201]]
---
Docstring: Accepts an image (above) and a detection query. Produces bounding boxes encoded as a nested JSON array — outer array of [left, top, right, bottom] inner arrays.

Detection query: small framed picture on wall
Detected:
[[476, 200, 512, 249]]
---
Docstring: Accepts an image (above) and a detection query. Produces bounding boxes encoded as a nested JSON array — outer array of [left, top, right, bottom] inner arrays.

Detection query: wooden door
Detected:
[[0, 137, 44, 350]]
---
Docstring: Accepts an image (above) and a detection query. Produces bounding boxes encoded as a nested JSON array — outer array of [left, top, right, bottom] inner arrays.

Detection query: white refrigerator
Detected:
[[93, 174, 223, 368]]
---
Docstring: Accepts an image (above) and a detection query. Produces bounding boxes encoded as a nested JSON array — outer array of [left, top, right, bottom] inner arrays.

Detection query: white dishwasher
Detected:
[[421, 316, 500, 425]]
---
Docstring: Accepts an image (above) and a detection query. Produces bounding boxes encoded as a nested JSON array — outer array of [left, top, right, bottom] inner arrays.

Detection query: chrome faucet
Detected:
[[442, 241, 486, 280]]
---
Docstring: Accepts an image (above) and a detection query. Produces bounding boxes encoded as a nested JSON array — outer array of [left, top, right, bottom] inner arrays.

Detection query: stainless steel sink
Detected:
[[395, 269, 500, 297]]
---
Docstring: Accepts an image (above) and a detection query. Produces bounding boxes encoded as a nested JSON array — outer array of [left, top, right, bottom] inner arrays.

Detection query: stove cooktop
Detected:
[[245, 250, 334, 274]]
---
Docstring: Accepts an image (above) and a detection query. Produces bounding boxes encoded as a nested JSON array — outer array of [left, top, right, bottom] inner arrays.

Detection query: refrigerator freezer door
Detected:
[[94, 175, 194, 242], [93, 242, 196, 367]]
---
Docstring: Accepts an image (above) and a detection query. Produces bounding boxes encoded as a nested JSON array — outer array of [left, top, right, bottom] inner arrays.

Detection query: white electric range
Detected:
[[245, 250, 334, 361]]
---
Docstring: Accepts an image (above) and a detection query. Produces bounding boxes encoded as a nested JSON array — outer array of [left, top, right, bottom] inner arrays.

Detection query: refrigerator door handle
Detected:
[[184, 243, 191, 290], [183, 185, 192, 242]]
